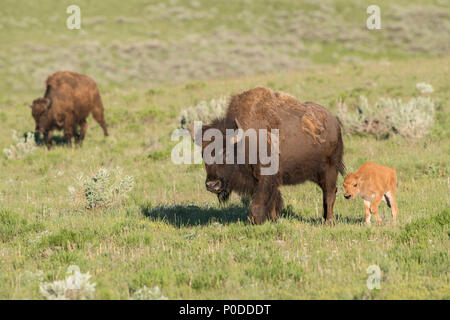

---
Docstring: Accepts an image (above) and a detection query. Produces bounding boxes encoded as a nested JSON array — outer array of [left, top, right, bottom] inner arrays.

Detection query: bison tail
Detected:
[[337, 159, 346, 177], [44, 85, 51, 98], [336, 127, 346, 176]]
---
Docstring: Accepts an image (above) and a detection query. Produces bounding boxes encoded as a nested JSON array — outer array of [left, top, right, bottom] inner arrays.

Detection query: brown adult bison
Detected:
[[29, 71, 108, 148], [192, 87, 344, 224]]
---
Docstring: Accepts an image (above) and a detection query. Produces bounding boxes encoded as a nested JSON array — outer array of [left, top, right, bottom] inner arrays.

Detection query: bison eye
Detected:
[[353, 184, 357, 187]]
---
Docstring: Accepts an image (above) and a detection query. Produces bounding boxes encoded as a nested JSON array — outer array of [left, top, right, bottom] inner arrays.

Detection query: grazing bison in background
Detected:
[[30, 71, 108, 148], [192, 87, 345, 224]]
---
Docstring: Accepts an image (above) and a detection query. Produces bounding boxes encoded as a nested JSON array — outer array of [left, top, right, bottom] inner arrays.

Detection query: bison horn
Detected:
[[232, 119, 244, 144], [189, 121, 204, 146], [43, 98, 51, 108]]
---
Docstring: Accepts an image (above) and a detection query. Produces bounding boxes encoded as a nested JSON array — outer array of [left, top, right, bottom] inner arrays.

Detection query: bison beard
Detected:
[[218, 188, 231, 203], [194, 87, 345, 225]]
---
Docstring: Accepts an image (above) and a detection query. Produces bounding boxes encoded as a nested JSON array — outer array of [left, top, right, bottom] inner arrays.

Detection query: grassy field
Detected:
[[0, 0, 449, 299]]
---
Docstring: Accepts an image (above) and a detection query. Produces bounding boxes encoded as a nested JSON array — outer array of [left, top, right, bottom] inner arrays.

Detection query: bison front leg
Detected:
[[44, 130, 53, 149], [268, 190, 283, 222], [79, 120, 88, 144], [74, 121, 88, 147], [249, 176, 280, 225], [63, 117, 75, 147], [34, 131, 41, 145]]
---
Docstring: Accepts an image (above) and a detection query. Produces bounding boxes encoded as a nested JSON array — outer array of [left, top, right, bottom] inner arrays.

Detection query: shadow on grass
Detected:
[[286, 214, 365, 225], [141, 203, 365, 228], [140, 203, 249, 227], [281, 205, 365, 225], [333, 214, 365, 225], [30, 132, 67, 146]]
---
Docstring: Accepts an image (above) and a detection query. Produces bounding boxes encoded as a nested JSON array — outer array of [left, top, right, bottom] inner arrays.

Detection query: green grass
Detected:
[[0, 57, 448, 299], [0, 0, 449, 299]]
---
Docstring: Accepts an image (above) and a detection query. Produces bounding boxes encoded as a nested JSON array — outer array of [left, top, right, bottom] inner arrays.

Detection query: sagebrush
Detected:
[[131, 286, 168, 300], [39, 266, 96, 300], [3, 131, 36, 160], [179, 96, 227, 128], [337, 95, 435, 139], [416, 82, 434, 95], [70, 167, 134, 209]]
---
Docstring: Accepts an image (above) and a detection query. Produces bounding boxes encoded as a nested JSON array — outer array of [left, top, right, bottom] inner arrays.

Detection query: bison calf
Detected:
[[30, 71, 108, 148], [344, 162, 398, 224]]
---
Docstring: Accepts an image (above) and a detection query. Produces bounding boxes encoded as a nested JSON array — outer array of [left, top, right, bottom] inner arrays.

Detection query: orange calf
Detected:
[[343, 162, 398, 224]]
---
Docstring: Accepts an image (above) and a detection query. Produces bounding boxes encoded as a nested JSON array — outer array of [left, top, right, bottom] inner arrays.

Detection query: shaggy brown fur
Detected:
[[30, 71, 108, 148], [194, 87, 345, 224]]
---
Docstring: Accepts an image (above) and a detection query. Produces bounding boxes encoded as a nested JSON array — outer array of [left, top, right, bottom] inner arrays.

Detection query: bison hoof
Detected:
[[269, 215, 279, 222], [248, 204, 267, 225], [248, 214, 266, 225]]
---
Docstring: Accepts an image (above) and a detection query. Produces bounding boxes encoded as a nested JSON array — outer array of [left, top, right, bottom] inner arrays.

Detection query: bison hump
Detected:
[[300, 102, 329, 144], [226, 87, 282, 129]]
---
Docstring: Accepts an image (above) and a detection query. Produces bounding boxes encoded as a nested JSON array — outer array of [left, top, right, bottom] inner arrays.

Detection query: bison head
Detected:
[[343, 173, 361, 200], [29, 98, 51, 133], [191, 119, 244, 203]]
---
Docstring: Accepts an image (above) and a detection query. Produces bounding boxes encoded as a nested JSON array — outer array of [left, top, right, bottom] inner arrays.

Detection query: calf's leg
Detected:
[[364, 200, 372, 224], [385, 191, 398, 222], [370, 195, 383, 224]]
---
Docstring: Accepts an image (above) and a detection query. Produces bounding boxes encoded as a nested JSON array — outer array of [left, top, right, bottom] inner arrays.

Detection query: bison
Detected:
[[344, 162, 398, 224], [29, 71, 108, 148], [192, 87, 345, 224]]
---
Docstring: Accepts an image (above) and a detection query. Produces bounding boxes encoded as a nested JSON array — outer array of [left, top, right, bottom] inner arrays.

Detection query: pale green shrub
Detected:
[[39, 266, 96, 300], [179, 96, 227, 128], [380, 96, 435, 138], [3, 131, 36, 160], [70, 167, 134, 209], [21, 270, 44, 285], [337, 96, 390, 137], [28, 230, 51, 244], [416, 82, 434, 95], [131, 286, 167, 300], [338, 95, 435, 139]]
